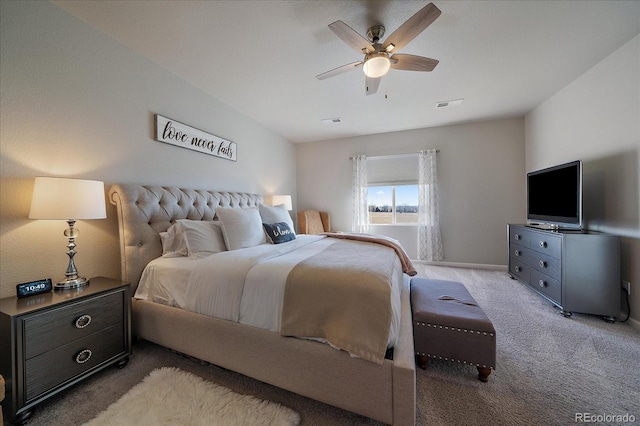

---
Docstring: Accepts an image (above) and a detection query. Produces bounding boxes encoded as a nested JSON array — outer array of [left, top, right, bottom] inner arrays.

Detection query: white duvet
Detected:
[[135, 234, 404, 348]]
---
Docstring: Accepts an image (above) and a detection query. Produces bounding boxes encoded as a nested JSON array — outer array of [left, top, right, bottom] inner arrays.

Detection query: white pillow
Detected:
[[159, 224, 189, 257], [176, 219, 227, 256], [216, 207, 266, 250], [259, 204, 295, 235]]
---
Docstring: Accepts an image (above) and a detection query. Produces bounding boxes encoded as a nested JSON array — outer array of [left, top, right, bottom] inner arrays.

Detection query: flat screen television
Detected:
[[527, 160, 582, 229]]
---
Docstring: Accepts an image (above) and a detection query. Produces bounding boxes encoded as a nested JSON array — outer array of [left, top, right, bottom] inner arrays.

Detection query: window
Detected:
[[366, 154, 419, 225], [368, 184, 419, 224]]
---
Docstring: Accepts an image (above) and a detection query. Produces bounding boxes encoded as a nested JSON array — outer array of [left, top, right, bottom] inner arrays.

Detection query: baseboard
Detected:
[[620, 313, 640, 330], [412, 260, 507, 271]]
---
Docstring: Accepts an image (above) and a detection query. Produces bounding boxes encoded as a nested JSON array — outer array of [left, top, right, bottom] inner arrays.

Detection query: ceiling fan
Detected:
[[316, 2, 441, 96]]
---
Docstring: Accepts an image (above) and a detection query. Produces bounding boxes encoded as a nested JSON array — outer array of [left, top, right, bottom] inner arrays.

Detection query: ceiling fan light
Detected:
[[363, 53, 391, 78]]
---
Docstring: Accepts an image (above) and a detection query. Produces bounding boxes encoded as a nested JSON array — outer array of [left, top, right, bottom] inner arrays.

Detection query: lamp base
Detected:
[[55, 276, 90, 290]]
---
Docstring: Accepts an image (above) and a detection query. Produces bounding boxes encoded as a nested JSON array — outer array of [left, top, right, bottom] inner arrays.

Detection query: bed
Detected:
[[108, 184, 416, 425]]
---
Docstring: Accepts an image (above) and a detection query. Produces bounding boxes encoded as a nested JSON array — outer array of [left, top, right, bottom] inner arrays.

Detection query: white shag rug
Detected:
[[84, 367, 300, 426]]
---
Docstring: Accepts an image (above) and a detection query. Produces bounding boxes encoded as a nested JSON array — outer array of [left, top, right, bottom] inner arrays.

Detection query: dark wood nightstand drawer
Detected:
[[25, 324, 125, 401], [24, 291, 124, 359]]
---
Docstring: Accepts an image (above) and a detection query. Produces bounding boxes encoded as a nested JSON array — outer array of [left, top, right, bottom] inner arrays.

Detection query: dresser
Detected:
[[507, 224, 620, 320], [0, 277, 131, 424]]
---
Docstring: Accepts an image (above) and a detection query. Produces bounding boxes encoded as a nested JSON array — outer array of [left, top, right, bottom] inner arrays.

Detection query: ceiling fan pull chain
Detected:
[[384, 77, 389, 99]]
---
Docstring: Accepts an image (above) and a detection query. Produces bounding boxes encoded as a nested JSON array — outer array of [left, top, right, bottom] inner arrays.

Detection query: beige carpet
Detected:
[[83, 367, 300, 426], [19, 265, 640, 425]]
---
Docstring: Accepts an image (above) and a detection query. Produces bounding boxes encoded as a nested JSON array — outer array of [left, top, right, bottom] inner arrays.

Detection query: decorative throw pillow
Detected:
[[263, 222, 296, 244], [258, 204, 295, 236], [176, 219, 227, 256], [216, 207, 267, 250]]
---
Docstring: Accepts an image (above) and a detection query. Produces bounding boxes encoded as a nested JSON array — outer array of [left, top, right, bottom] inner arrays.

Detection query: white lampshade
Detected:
[[29, 177, 106, 290], [363, 53, 391, 78], [266, 195, 292, 211], [29, 177, 106, 220]]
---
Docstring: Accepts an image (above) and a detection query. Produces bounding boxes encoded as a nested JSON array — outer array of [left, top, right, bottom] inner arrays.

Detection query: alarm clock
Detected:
[[16, 278, 53, 298]]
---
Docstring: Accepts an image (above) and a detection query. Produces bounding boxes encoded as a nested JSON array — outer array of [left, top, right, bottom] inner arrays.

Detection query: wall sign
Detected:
[[155, 114, 237, 162]]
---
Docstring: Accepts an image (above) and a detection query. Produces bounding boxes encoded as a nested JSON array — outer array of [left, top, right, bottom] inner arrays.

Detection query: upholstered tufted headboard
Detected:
[[109, 184, 263, 291]]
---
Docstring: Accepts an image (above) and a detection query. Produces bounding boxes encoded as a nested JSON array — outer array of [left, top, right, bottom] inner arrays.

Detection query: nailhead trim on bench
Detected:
[[413, 321, 496, 369], [414, 321, 495, 337], [414, 352, 494, 369]]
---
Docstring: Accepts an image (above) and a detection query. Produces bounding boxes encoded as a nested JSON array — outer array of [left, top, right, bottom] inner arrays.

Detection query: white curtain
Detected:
[[351, 154, 369, 233], [418, 149, 443, 260]]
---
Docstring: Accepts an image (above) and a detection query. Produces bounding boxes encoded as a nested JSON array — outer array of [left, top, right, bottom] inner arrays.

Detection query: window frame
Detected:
[[367, 183, 419, 226]]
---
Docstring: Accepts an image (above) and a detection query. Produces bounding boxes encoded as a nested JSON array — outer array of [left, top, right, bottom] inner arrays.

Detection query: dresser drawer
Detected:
[[509, 227, 530, 247], [24, 324, 125, 401], [529, 232, 562, 257], [531, 269, 561, 304], [510, 242, 530, 265], [509, 257, 530, 283], [24, 291, 124, 359], [530, 251, 561, 281]]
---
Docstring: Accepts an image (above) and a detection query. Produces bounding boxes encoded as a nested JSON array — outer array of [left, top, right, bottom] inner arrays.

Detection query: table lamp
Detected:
[[266, 195, 292, 210], [28, 177, 106, 289]]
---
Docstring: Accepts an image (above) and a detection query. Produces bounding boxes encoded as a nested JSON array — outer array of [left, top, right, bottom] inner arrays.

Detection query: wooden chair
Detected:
[[297, 210, 330, 234]]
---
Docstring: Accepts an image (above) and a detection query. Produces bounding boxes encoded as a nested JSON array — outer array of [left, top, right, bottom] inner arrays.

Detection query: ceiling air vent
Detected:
[[436, 99, 464, 108], [322, 117, 342, 124]]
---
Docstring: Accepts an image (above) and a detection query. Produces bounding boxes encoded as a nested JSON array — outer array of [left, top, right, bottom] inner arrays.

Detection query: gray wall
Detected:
[[0, 1, 296, 297], [525, 35, 639, 327], [296, 117, 525, 264]]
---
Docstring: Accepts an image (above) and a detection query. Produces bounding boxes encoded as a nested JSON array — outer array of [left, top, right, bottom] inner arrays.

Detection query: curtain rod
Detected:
[[349, 150, 439, 160]]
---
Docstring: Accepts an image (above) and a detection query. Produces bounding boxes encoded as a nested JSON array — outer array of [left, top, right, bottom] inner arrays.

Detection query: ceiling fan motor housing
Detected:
[[366, 25, 385, 43]]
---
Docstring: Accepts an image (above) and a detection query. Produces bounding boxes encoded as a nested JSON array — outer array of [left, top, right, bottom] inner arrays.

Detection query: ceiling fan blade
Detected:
[[365, 76, 380, 96], [329, 20, 375, 54], [382, 3, 441, 53], [316, 61, 363, 80], [390, 54, 439, 71]]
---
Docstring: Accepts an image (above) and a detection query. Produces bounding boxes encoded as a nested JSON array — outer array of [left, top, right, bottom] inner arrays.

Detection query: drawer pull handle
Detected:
[[539, 280, 547, 288], [514, 266, 521, 272], [514, 234, 521, 240], [75, 314, 92, 329], [514, 250, 521, 256], [539, 260, 547, 268], [75, 349, 92, 364], [539, 241, 547, 248]]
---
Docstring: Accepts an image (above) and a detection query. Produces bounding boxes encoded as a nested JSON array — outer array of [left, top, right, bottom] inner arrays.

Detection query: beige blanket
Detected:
[[323, 232, 417, 276], [280, 239, 397, 364]]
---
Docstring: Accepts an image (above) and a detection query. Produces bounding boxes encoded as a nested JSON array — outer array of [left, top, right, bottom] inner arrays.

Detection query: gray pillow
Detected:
[[217, 207, 267, 250], [259, 204, 295, 235], [176, 219, 227, 256]]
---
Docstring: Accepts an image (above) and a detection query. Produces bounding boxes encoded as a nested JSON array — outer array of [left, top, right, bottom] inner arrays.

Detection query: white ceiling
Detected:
[[53, 0, 640, 144]]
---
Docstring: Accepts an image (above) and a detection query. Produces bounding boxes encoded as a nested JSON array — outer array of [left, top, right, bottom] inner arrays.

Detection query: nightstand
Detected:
[[0, 277, 131, 424]]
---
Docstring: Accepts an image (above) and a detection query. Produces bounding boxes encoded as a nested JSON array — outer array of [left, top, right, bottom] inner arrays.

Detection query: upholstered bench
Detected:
[[410, 277, 496, 382]]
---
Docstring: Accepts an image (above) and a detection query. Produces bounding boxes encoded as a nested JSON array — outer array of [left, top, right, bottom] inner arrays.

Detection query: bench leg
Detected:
[[477, 366, 492, 382], [416, 355, 428, 370]]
